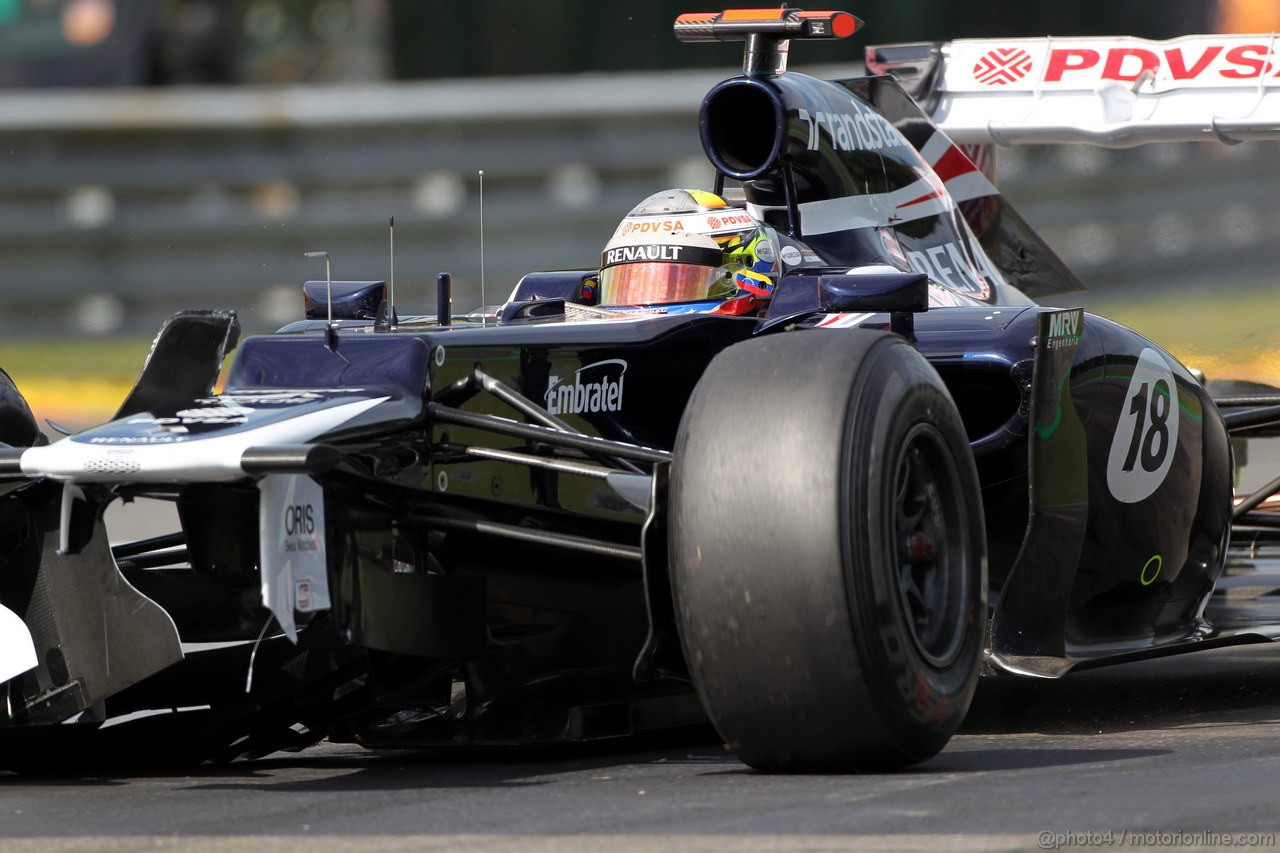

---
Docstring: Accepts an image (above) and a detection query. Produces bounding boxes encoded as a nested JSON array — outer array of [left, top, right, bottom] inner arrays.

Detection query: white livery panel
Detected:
[[880, 34, 1280, 147]]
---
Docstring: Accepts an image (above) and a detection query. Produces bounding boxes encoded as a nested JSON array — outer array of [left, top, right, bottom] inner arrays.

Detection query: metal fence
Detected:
[[0, 66, 1277, 338]]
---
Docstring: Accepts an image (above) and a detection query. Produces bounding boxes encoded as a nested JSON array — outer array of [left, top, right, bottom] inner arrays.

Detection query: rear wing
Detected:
[[868, 34, 1280, 147]]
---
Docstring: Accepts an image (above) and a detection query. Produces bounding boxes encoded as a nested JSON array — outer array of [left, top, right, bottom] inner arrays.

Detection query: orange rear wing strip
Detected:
[[674, 8, 860, 43]]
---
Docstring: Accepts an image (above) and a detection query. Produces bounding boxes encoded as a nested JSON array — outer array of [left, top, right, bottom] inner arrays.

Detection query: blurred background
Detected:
[[1, 0, 1279, 424]]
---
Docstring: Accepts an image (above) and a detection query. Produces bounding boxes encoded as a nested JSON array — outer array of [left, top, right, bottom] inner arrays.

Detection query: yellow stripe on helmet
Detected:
[[686, 189, 728, 210]]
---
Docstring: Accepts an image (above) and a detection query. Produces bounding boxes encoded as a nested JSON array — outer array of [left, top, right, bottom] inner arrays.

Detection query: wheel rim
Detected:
[[890, 423, 969, 669]]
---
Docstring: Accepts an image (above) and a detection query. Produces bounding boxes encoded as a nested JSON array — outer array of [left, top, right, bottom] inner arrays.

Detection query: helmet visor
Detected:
[[598, 262, 729, 306]]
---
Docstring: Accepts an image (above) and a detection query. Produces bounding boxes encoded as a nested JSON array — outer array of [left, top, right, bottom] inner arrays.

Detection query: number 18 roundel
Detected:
[[1107, 348, 1179, 504]]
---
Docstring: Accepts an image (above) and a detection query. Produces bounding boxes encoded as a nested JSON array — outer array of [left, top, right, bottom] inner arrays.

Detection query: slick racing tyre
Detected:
[[0, 368, 40, 448], [670, 330, 986, 772]]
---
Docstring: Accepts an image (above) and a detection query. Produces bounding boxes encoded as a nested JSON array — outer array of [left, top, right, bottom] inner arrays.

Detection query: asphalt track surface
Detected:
[[10, 468, 1278, 853], [5, 633, 1280, 850]]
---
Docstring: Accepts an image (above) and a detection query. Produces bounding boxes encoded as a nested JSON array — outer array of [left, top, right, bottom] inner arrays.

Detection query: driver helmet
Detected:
[[598, 189, 776, 308]]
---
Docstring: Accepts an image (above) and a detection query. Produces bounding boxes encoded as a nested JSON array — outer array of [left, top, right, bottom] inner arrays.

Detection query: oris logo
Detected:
[[545, 359, 627, 416], [973, 48, 1033, 85], [284, 503, 316, 536]]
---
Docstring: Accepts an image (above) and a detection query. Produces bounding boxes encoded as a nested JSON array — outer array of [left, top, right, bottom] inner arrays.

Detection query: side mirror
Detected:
[[303, 281, 387, 321], [507, 271, 599, 305], [759, 270, 928, 334]]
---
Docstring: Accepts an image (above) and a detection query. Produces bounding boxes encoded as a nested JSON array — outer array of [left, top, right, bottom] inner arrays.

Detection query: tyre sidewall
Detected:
[[842, 339, 985, 765]]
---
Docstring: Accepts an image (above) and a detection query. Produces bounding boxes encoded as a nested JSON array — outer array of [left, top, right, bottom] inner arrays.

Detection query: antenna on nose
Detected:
[[304, 250, 338, 349], [478, 170, 487, 326], [387, 216, 398, 330]]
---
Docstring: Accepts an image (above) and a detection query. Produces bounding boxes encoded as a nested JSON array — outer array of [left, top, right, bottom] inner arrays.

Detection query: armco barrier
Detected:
[[0, 66, 1276, 337]]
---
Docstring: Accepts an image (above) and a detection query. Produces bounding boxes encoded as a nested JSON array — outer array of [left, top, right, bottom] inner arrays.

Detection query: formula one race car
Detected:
[[4, 8, 1280, 773]]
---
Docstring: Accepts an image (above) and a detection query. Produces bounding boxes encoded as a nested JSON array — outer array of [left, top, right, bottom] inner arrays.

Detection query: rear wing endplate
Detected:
[[868, 33, 1280, 147]]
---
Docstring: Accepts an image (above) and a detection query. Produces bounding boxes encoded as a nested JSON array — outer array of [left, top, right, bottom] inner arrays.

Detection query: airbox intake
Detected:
[[699, 78, 786, 181]]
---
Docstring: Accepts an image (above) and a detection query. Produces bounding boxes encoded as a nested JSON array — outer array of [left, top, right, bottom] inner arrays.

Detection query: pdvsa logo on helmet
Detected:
[[705, 212, 753, 231], [546, 359, 627, 416], [618, 218, 688, 237]]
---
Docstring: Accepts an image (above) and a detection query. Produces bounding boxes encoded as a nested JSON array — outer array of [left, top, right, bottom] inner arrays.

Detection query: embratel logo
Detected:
[[545, 359, 627, 416], [973, 48, 1033, 85]]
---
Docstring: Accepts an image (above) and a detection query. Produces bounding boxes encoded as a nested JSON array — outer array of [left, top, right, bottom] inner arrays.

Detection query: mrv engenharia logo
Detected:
[[545, 359, 628, 416]]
